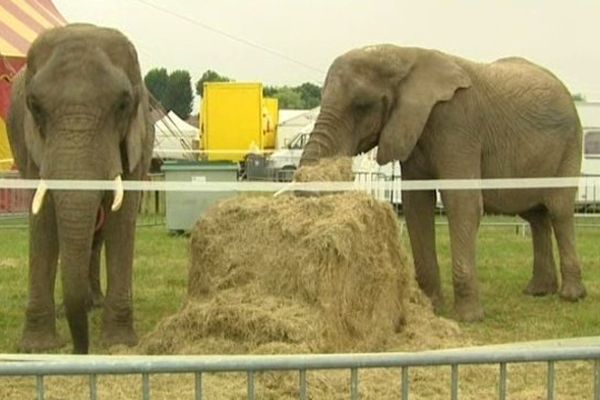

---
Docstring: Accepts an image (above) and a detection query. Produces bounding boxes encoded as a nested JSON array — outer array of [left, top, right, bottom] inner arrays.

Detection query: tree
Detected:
[[144, 68, 169, 104], [195, 69, 232, 97], [164, 70, 193, 120], [263, 82, 322, 109], [296, 82, 321, 109], [269, 86, 304, 109]]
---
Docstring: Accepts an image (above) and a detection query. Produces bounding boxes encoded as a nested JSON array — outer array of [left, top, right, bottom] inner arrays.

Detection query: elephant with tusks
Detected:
[[8, 24, 155, 354]]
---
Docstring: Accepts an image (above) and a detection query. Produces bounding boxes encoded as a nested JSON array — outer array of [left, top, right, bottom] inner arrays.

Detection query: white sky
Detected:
[[53, 0, 600, 100]]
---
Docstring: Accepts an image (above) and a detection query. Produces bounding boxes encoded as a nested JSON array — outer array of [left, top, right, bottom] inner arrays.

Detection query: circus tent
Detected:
[[0, 0, 66, 170]]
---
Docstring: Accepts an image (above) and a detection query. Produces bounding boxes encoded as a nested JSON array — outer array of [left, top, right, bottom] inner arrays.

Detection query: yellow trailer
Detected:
[[201, 82, 278, 162], [263, 97, 278, 150], [0, 119, 13, 170]]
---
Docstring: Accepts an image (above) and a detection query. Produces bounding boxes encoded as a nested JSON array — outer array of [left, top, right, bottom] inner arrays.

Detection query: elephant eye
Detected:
[[27, 95, 46, 126], [27, 95, 41, 115], [354, 99, 373, 112], [115, 92, 132, 114]]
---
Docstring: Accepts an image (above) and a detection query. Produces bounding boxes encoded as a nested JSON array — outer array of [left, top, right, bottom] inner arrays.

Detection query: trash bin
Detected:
[[161, 160, 239, 232]]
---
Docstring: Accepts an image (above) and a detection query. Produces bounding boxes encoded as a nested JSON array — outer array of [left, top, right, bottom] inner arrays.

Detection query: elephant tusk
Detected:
[[31, 180, 48, 215], [111, 175, 124, 212]]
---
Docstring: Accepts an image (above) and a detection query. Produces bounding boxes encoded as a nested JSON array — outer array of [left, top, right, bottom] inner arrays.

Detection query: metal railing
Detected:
[[2, 339, 600, 400]]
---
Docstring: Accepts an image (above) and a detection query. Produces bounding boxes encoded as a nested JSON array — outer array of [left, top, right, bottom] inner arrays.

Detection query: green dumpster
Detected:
[[161, 160, 239, 232]]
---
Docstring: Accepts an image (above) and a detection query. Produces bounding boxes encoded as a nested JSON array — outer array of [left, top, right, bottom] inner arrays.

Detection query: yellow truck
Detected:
[[200, 82, 278, 163]]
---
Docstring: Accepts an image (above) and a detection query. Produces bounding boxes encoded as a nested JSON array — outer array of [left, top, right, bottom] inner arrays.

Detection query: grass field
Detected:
[[0, 213, 599, 398]]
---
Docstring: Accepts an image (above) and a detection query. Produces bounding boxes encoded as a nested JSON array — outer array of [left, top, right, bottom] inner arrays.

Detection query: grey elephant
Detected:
[[299, 44, 586, 321], [7, 24, 155, 353]]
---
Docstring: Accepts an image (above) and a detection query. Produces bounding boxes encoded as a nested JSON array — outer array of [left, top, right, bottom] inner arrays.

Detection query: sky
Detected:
[[53, 0, 600, 101]]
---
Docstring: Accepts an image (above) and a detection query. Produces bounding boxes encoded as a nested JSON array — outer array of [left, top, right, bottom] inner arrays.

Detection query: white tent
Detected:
[[576, 101, 600, 129], [277, 107, 320, 148], [153, 111, 199, 160]]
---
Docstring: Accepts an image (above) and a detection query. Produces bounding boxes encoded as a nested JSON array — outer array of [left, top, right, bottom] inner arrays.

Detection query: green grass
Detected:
[[433, 215, 600, 345], [0, 215, 599, 354]]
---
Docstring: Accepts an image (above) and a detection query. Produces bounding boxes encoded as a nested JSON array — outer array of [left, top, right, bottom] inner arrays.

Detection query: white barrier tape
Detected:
[[154, 149, 271, 154], [0, 177, 598, 192]]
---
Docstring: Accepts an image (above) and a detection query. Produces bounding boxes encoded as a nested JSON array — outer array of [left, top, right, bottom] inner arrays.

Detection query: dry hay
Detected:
[[143, 192, 411, 354], [135, 157, 464, 398], [293, 157, 354, 182], [3, 361, 595, 400]]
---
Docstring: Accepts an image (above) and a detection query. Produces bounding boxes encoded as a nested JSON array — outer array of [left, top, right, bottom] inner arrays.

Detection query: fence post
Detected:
[[299, 369, 307, 400], [36, 375, 44, 400], [401, 366, 409, 400], [351, 368, 359, 400], [499, 362, 507, 400], [547, 361, 555, 400], [195, 372, 203, 400], [594, 359, 600, 400], [451, 364, 459, 400]]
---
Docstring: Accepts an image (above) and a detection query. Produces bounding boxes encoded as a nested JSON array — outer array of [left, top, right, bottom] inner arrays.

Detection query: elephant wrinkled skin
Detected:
[[299, 44, 586, 322], [7, 24, 155, 353]]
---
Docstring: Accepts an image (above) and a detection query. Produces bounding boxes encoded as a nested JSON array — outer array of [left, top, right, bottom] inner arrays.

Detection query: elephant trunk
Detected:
[[38, 122, 115, 354], [299, 107, 353, 167], [53, 190, 102, 354]]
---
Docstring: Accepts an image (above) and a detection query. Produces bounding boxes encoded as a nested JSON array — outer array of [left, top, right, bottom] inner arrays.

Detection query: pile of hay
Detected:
[[293, 157, 354, 182], [139, 158, 462, 398], [143, 191, 410, 354]]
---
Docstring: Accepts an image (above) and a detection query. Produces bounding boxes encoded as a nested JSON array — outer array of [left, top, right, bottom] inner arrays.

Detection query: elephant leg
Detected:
[[100, 192, 140, 347], [547, 198, 586, 300], [403, 189, 443, 312], [520, 209, 558, 296], [21, 196, 65, 352], [89, 233, 104, 309], [441, 189, 484, 322]]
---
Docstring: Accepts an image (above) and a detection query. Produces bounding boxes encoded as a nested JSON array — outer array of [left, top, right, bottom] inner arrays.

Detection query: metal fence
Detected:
[[1, 339, 599, 400]]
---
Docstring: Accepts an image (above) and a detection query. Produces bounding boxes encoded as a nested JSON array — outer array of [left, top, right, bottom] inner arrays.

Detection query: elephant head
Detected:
[[8, 24, 153, 353], [299, 45, 472, 166]]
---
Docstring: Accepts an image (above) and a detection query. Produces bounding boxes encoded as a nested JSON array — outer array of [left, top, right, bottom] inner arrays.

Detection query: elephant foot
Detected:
[[559, 280, 587, 302], [20, 330, 66, 353], [101, 325, 138, 348], [523, 276, 558, 296], [454, 300, 484, 322]]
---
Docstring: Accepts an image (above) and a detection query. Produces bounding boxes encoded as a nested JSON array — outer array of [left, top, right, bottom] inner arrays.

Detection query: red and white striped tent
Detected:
[[0, 0, 66, 170]]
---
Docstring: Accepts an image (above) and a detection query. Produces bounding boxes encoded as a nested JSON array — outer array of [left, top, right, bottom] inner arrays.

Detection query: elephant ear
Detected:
[[125, 87, 153, 174], [377, 51, 472, 164], [7, 71, 42, 174], [22, 101, 44, 170]]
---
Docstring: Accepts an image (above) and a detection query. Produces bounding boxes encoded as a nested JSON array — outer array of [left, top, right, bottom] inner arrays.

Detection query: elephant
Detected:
[[299, 44, 586, 322], [7, 24, 155, 353]]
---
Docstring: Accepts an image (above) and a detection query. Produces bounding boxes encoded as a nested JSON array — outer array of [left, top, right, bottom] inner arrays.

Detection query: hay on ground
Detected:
[[143, 191, 410, 354], [138, 157, 463, 398]]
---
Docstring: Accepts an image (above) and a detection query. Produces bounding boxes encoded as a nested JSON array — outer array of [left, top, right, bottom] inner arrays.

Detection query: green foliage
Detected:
[[193, 67, 321, 109], [296, 82, 322, 109], [264, 82, 321, 109], [195, 69, 232, 98], [266, 86, 304, 108], [144, 69, 194, 120], [164, 70, 193, 120], [144, 68, 169, 104]]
